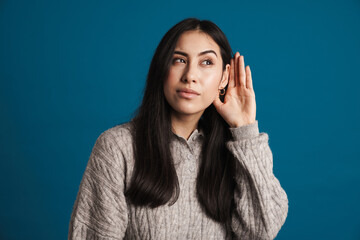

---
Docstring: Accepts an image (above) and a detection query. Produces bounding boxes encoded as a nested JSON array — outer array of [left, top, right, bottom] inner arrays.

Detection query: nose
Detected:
[[181, 62, 198, 84]]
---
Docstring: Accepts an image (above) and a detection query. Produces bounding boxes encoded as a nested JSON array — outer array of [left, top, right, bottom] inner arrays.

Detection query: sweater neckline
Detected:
[[171, 126, 204, 144]]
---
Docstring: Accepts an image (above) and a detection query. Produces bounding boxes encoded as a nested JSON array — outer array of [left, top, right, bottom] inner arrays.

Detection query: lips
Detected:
[[177, 88, 200, 94], [176, 88, 200, 99]]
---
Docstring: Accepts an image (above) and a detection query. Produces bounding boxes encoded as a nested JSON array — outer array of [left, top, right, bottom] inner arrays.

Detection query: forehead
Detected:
[[174, 30, 220, 55]]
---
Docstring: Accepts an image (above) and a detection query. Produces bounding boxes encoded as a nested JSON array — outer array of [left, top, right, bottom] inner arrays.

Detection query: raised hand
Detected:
[[213, 52, 256, 128]]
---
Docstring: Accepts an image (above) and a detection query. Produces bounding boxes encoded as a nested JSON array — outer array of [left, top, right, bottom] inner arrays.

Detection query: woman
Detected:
[[68, 18, 289, 240]]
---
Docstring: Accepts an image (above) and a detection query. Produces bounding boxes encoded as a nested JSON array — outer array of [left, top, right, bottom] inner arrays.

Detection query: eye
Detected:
[[173, 58, 186, 64], [202, 59, 213, 65]]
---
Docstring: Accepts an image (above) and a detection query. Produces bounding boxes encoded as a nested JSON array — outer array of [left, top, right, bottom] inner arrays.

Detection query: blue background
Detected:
[[1, 0, 360, 239]]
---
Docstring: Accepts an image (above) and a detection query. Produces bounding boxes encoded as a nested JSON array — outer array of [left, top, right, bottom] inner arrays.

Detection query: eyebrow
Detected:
[[173, 50, 217, 58]]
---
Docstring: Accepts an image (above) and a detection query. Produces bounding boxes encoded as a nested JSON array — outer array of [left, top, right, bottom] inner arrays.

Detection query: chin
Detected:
[[171, 103, 212, 117], [175, 109, 202, 116]]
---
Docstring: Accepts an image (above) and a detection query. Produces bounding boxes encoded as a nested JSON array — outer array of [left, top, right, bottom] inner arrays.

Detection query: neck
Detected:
[[170, 111, 203, 140]]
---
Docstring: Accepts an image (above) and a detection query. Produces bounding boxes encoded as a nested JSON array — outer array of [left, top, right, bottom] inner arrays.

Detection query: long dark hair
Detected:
[[125, 18, 236, 232]]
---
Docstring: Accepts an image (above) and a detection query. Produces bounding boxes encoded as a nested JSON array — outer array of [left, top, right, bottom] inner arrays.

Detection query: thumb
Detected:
[[212, 94, 223, 111]]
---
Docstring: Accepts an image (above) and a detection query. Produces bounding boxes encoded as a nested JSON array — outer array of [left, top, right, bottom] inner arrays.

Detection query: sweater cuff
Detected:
[[229, 120, 259, 140]]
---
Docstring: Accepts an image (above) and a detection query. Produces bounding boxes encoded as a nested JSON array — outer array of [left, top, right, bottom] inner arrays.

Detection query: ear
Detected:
[[219, 63, 230, 89]]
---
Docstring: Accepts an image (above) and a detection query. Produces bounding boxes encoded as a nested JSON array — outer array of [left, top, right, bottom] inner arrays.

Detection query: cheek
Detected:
[[163, 81, 172, 102], [164, 69, 177, 90], [167, 67, 181, 81], [203, 72, 222, 92], [164, 70, 179, 93], [167, 70, 175, 81]]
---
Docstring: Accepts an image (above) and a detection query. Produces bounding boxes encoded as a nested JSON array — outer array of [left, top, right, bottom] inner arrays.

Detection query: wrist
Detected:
[[229, 120, 259, 140], [230, 120, 256, 128]]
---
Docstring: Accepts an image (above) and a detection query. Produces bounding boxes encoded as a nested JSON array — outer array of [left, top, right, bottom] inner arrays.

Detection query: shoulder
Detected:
[[91, 121, 135, 160], [103, 121, 134, 138], [97, 121, 134, 144], [89, 121, 135, 173]]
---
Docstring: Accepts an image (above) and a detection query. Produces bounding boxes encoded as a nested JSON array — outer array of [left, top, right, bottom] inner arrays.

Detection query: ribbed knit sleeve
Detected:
[[68, 130, 128, 240], [226, 121, 288, 240]]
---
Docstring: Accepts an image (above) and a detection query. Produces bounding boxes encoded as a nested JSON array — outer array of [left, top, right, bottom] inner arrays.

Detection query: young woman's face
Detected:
[[164, 30, 229, 119]]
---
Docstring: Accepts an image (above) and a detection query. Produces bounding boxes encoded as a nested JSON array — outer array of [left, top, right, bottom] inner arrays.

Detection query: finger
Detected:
[[246, 65, 253, 89], [228, 58, 235, 88], [213, 93, 223, 110], [239, 55, 246, 88], [234, 52, 240, 87]]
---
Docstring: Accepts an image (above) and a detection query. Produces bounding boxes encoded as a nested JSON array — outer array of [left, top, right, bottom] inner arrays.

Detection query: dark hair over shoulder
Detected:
[[125, 17, 236, 233]]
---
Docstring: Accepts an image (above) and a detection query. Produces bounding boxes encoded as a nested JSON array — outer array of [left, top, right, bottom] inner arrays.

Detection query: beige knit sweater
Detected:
[[68, 120, 288, 240]]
